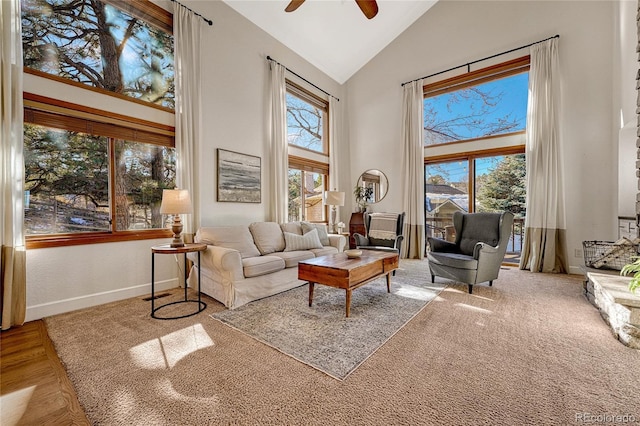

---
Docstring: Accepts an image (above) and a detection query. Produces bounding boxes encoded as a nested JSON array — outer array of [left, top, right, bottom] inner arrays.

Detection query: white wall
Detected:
[[180, 0, 347, 227], [24, 0, 347, 320], [346, 0, 618, 273], [616, 0, 638, 218]]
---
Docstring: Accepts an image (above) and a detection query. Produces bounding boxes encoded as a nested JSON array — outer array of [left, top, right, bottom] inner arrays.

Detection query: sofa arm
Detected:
[[328, 234, 346, 252], [192, 245, 245, 281]]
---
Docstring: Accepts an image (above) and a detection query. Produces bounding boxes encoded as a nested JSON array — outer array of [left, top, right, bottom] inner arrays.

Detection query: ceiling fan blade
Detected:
[[285, 0, 306, 13], [355, 0, 378, 19]]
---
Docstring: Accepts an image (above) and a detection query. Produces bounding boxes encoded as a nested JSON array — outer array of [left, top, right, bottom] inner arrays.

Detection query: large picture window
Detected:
[[424, 57, 529, 263], [286, 81, 330, 223], [23, 94, 175, 247], [21, 0, 174, 110]]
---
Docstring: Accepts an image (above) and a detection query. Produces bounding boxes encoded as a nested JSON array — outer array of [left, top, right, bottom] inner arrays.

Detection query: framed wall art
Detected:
[[217, 149, 261, 203]]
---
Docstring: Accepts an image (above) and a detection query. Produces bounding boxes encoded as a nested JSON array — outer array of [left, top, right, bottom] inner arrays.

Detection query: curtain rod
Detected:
[[401, 34, 559, 87], [169, 0, 213, 26], [267, 56, 340, 102]]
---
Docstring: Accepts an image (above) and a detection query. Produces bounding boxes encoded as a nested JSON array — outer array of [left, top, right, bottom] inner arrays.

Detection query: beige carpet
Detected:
[[45, 262, 640, 425]]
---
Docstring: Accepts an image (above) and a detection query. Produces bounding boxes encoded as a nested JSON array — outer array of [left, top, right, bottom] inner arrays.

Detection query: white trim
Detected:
[[25, 278, 179, 321]]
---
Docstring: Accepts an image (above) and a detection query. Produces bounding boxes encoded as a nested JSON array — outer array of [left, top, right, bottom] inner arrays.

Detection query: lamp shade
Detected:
[[159, 189, 193, 214], [324, 190, 345, 206]]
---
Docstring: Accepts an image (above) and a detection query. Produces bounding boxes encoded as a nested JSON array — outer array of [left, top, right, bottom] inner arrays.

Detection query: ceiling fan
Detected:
[[285, 0, 379, 20]]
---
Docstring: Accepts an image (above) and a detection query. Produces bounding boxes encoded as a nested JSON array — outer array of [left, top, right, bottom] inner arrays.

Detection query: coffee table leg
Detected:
[[386, 273, 392, 293], [308, 282, 315, 306], [345, 289, 352, 318]]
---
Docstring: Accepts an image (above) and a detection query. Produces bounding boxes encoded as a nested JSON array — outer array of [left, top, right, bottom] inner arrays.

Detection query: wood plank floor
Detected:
[[0, 320, 89, 425]]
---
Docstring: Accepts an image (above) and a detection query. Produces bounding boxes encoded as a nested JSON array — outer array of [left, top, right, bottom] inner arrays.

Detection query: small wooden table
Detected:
[[151, 243, 207, 320], [298, 250, 399, 317]]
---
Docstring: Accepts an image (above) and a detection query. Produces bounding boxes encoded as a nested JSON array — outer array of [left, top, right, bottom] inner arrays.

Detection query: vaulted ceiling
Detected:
[[222, 0, 438, 84]]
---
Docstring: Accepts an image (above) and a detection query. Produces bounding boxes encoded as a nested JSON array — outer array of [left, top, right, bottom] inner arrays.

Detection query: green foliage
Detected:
[[620, 256, 640, 294], [21, 0, 174, 108], [24, 124, 175, 233], [353, 185, 373, 211], [476, 154, 526, 216]]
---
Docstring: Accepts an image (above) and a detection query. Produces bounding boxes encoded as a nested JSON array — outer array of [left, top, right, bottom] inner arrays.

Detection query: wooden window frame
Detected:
[[23, 93, 175, 249]]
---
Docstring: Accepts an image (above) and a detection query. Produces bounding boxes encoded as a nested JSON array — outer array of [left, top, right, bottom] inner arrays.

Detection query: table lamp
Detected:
[[324, 190, 345, 234], [160, 189, 193, 247]]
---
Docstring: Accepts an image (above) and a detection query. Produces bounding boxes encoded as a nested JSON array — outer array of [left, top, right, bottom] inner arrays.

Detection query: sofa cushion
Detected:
[[309, 246, 339, 257], [301, 222, 330, 246], [283, 228, 323, 251], [196, 226, 260, 259], [428, 252, 479, 270], [249, 222, 285, 255], [280, 221, 303, 235], [241, 256, 285, 278], [271, 250, 315, 268]]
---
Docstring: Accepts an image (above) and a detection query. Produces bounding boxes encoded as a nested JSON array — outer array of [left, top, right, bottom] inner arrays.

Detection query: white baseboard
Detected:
[[25, 278, 179, 322]]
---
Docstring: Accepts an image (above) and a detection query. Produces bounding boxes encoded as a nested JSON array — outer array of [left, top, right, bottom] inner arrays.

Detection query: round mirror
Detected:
[[356, 169, 388, 206]]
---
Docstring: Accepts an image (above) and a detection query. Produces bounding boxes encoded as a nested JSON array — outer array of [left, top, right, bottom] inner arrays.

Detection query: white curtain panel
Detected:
[[520, 38, 568, 273], [269, 61, 288, 223], [173, 4, 204, 238], [329, 96, 342, 223], [0, 0, 26, 330], [401, 80, 426, 259]]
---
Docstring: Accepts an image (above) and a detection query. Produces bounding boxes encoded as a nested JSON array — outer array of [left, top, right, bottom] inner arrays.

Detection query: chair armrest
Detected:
[[328, 234, 346, 252], [394, 235, 404, 249], [428, 237, 458, 253], [474, 242, 504, 283], [353, 233, 369, 246], [473, 242, 499, 259]]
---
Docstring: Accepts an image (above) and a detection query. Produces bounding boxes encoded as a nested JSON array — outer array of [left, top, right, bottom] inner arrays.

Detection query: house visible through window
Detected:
[[286, 80, 330, 222], [424, 57, 529, 262]]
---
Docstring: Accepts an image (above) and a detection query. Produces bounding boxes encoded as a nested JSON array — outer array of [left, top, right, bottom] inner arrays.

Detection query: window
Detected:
[[424, 57, 529, 262], [286, 81, 330, 222], [23, 94, 175, 247], [288, 157, 328, 223], [21, 0, 174, 110], [286, 81, 328, 154], [424, 57, 529, 146], [22, 0, 175, 248]]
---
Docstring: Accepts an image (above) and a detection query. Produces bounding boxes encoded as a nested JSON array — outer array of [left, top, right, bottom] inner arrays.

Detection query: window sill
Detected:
[[26, 229, 173, 249]]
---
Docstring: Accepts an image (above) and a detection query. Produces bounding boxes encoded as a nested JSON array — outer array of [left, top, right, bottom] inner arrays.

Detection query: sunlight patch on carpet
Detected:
[[454, 303, 493, 314], [129, 323, 214, 369]]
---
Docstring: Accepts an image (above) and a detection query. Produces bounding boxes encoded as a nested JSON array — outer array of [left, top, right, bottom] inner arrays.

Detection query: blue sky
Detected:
[[424, 72, 529, 142]]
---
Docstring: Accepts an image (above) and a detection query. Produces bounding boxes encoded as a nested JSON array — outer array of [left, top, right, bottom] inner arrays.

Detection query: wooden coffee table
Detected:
[[298, 250, 399, 317]]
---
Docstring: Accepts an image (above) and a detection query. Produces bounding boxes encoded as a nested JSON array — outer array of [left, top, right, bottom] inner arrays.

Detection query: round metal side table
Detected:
[[151, 243, 207, 320]]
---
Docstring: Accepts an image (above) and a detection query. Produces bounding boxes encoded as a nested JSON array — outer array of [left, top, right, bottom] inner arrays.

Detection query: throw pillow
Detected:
[[249, 222, 286, 254], [301, 222, 330, 246], [283, 228, 323, 251]]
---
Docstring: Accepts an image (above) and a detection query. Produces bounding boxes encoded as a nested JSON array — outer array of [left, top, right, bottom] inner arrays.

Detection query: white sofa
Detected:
[[187, 221, 346, 309]]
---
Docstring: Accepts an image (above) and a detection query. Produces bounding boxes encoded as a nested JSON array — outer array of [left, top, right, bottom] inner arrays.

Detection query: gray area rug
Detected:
[[211, 259, 445, 380]]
